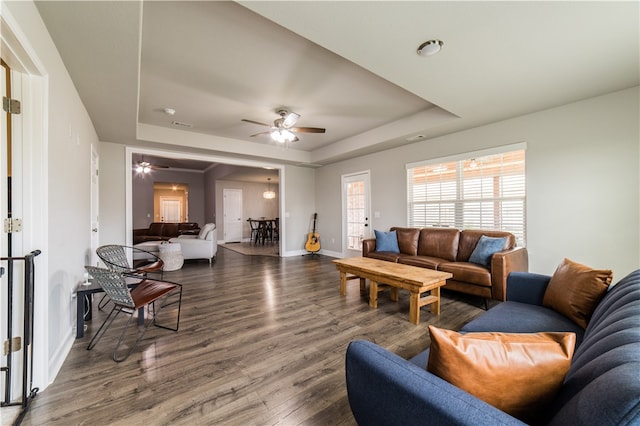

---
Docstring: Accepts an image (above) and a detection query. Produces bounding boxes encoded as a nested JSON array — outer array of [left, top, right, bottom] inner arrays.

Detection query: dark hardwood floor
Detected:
[[21, 248, 486, 425]]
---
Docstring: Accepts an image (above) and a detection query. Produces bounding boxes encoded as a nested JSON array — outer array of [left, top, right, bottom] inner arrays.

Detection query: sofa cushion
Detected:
[[438, 262, 492, 287], [399, 256, 445, 270], [468, 236, 508, 268], [457, 230, 514, 262], [461, 301, 586, 347], [374, 230, 400, 253], [366, 251, 400, 262], [417, 228, 459, 261], [390, 227, 420, 255], [427, 326, 576, 424], [543, 258, 612, 329]]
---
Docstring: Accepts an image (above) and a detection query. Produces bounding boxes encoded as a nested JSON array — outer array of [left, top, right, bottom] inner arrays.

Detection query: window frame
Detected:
[[406, 143, 527, 246]]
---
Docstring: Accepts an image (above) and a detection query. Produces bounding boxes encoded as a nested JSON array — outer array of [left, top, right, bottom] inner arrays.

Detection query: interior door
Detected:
[[160, 198, 182, 222], [223, 188, 242, 242], [342, 171, 371, 257], [90, 145, 99, 265]]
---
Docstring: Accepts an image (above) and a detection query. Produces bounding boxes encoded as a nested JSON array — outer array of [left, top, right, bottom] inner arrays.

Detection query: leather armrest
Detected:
[[362, 238, 376, 257], [490, 247, 529, 301]]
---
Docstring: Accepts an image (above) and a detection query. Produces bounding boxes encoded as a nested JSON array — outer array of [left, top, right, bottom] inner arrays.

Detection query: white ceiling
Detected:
[[35, 1, 639, 169]]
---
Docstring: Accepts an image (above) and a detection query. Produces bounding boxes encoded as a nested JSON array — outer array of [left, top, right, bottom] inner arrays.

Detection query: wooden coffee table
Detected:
[[333, 257, 452, 324]]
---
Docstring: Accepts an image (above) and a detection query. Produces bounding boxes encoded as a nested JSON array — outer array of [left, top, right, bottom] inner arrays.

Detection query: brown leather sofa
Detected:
[[133, 222, 200, 245], [362, 227, 528, 302]]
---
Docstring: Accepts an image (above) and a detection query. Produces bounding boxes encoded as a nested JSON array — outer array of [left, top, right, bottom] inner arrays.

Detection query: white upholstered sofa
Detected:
[[169, 223, 217, 263]]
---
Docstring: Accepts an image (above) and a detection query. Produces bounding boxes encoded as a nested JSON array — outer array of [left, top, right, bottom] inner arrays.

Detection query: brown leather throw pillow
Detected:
[[427, 326, 576, 424], [542, 258, 613, 329]]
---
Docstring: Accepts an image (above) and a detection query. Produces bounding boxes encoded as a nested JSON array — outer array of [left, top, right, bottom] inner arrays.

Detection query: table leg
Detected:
[[339, 271, 347, 296], [431, 286, 441, 315], [369, 280, 378, 308], [390, 286, 399, 302], [76, 293, 85, 338], [359, 278, 366, 296], [409, 291, 420, 325]]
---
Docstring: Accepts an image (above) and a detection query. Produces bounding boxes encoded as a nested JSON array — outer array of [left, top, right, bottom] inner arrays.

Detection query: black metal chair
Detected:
[[96, 244, 164, 278], [85, 266, 182, 362], [95, 244, 165, 310]]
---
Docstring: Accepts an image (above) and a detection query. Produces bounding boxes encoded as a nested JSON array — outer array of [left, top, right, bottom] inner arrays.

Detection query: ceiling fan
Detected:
[[134, 156, 168, 174], [241, 109, 326, 143]]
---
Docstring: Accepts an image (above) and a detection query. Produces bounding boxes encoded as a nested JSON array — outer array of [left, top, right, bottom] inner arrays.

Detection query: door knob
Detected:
[[92, 228, 98, 232]]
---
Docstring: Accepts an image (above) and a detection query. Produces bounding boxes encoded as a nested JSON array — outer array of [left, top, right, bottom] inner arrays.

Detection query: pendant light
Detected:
[[263, 178, 276, 199]]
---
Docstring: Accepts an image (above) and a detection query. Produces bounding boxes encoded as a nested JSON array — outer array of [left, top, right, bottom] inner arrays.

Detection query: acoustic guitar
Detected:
[[305, 213, 321, 253]]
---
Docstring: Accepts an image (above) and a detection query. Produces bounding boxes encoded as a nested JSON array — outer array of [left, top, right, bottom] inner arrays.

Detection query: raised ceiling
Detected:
[[36, 1, 639, 167]]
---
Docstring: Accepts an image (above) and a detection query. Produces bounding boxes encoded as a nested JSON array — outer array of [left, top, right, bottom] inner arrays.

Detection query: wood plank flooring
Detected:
[[20, 248, 487, 425]]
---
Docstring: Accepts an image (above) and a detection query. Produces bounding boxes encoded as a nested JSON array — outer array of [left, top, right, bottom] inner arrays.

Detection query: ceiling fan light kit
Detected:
[[271, 129, 296, 143], [241, 108, 325, 144], [136, 161, 152, 174]]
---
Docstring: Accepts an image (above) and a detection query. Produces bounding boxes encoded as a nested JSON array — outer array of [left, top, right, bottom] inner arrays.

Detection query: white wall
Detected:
[[283, 165, 316, 254], [315, 88, 639, 279], [3, 0, 101, 387], [100, 142, 126, 245]]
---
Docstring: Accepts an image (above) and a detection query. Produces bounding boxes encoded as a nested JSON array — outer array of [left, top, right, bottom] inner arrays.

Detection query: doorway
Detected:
[[342, 171, 371, 257], [153, 182, 188, 222]]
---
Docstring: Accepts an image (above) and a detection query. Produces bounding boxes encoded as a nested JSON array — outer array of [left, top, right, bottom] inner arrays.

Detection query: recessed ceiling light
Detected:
[[417, 40, 444, 57]]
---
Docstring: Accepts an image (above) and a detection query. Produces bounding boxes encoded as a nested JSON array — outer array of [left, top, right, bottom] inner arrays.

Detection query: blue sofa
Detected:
[[346, 270, 640, 425]]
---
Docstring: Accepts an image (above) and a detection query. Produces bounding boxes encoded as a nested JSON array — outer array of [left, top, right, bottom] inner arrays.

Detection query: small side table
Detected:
[[159, 242, 183, 271]]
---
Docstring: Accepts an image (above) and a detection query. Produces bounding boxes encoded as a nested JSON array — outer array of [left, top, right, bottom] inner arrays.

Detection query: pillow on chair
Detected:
[[198, 223, 216, 240], [427, 326, 576, 424]]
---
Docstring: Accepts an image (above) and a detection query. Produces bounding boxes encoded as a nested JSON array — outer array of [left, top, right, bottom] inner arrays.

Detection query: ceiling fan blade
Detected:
[[282, 112, 300, 128], [250, 131, 272, 137], [291, 127, 326, 134], [242, 118, 271, 127]]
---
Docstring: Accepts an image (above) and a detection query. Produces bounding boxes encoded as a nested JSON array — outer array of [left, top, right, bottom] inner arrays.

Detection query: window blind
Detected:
[[407, 148, 526, 246]]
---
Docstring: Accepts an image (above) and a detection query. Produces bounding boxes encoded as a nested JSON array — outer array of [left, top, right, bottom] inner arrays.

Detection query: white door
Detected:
[[90, 145, 99, 265], [223, 188, 242, 242], [160, 197, 182, 222], [342, 171, 371, 257]]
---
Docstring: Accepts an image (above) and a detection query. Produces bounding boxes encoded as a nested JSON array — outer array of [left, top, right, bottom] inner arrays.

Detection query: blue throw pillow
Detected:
[[468, 235, 507, 268], [374, 230, 400, 253]]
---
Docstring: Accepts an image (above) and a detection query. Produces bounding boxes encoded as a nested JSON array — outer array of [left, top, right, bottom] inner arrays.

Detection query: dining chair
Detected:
[[247, 219, 259, 244], [85, 266, 182, 362], [273, 218, 279, 242]]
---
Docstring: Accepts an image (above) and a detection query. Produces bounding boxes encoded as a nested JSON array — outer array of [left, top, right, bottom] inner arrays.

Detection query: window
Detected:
[[407, 145, 526, 246]]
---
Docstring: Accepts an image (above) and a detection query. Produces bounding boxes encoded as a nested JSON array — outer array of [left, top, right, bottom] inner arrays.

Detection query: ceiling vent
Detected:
[[172, 121, 193, 128]]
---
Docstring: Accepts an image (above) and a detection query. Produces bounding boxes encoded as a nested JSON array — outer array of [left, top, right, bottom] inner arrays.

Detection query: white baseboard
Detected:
[[47, 327, 74, 388]]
